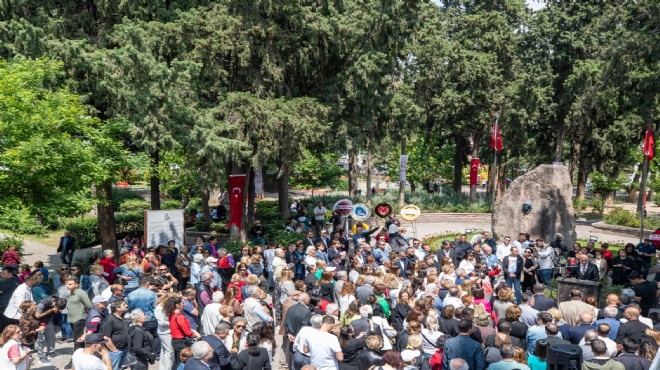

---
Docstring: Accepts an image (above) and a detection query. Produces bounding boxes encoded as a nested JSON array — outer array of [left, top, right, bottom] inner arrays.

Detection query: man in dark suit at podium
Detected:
[[567, 254, 600, 282]]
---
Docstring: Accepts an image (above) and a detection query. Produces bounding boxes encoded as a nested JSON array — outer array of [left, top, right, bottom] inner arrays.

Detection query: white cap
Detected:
[[325, 266, 337, 272], [401, 349, 421, 362]]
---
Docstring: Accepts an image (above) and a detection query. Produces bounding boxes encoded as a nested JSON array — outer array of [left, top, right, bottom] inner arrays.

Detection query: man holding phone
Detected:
[[71, 333, 113, 370]]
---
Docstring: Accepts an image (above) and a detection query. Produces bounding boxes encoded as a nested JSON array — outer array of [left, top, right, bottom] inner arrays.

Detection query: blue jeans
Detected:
[[539, 269, 553, 285], [506, 276, 522, 304], [60, 313, 72, 340], [108, 349, 124, 370]]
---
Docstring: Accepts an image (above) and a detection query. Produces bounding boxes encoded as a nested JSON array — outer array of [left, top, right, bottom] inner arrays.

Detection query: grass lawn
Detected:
[[0, 229, 62, 249]]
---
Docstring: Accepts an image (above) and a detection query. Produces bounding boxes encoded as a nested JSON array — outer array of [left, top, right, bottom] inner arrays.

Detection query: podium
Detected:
[[555, 277, 600, 304]]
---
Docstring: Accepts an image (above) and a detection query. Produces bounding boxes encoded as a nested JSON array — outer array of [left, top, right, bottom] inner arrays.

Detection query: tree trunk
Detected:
[[496, 164, 507, 204], [366, 135, 373, 204], [604, 192, 614, 206], [453, 133, 465, 193], [180, 184, 193, 209], [150, 149, 161, 210], [277, 161, 290, 220], [410, 181, 416, 193], [200, 187, 212, 229], [554, 125, 565, 163], [348, 149, 359, 197], [399, 137, 407, 208], [628, 166, 641, 203], [568, 140, 580, 185], [577, 155, 588, 200], [97, 181, 117, 253]]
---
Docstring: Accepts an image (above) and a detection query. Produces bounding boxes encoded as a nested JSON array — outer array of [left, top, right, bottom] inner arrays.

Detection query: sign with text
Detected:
[[144, 210, 185, 249]]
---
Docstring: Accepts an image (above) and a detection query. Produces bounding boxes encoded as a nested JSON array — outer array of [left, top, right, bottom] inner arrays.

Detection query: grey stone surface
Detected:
[[493, 164, 577, 243]]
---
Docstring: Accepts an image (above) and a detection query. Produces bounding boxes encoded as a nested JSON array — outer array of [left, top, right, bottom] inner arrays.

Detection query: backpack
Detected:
[[310, 285, 322, 299]]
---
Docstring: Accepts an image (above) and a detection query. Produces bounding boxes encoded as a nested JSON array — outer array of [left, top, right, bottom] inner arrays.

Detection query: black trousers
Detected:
[[71, 320, 85, 351], [171, 338, 188, 370]]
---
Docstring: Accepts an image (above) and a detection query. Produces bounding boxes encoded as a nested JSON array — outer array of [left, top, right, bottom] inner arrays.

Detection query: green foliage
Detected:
[[162, 199, 183, 210], [0, 198, 48, 235], [604, 207, 660, 230], [65, 211, 145, 248], [573, 198, 589, 215], [118, 199, 150, 212], [590, 172, 626, 197], [221, 240, 244, 257], [0, 58, 114, 229], [591, 198, 604, 214], [290, 152, 343, 191], [0, 236, 24, 264], [112, 189, 145, 211]]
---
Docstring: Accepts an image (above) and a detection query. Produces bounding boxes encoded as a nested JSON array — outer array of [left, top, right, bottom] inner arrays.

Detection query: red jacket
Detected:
[[170, 312, 193, 339]]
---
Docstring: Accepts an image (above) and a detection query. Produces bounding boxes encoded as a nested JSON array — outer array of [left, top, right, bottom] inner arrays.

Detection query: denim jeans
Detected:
[[505, 276, 522, 304], [36, 322, 56, 360], [108, 349, 124, 370], [539, 269, 553, 285], [60, 313, 72, 340]]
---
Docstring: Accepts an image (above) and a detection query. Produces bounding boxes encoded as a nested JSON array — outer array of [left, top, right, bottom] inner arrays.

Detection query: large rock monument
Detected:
[[494, 164, 576, 243]]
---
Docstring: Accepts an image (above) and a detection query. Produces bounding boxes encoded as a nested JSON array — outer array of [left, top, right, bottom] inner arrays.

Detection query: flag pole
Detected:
[[640, 155, 648, 243], [490, 113, 500, 235]]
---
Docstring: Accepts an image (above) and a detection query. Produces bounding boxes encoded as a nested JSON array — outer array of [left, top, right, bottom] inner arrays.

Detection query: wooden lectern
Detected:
[[555, 277, 600, 304]]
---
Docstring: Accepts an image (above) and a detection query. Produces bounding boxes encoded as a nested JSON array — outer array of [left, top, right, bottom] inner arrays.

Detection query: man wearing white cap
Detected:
[[401, 349, 421, 369], [81, 295, 108, 344]]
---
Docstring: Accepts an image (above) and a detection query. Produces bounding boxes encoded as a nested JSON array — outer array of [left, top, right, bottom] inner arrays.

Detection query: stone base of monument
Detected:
[[555, 277, 600, 304]]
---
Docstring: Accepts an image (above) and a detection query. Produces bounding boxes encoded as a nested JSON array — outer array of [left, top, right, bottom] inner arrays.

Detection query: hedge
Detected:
[[65, 211, 144, 248]]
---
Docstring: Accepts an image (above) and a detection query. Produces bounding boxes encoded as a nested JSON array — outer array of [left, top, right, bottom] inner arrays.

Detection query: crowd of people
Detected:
[[0, 214, 659, 370]]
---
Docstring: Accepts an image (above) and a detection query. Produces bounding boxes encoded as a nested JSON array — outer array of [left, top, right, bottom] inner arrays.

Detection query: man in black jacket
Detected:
[[0, 265, 20, 328], [502, 247, 524, 304], [567, 254, 600, 282], [532, 283, 556, 311], [285, 293, 312, 346], [615, 338, 652, 370], [57, 231, 76, 266], [202, 322, 233, 370]]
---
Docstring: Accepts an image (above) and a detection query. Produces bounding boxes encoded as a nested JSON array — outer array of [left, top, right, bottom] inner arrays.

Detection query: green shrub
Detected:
[[591, 198, 604, 213], [0, 236, 25, 264], [573, 198, 588, 215], [222, 240, 245, 256], [65, 211, 145, 248], [112, 188, 144, 210], [118, 199, 150, 212], [0, 198, 48, 235], [604, 207, 660, 230], [162, 199, 182, 209]]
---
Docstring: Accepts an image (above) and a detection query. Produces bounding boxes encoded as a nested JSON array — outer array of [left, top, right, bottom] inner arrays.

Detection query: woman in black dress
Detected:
[[611, 249, 635, 286], [338, 325, 368, 370], [521, 248, 538, 293]]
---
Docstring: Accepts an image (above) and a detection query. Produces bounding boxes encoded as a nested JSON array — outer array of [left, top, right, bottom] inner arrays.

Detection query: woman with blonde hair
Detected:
[[339, 281, 356, 317], [304, 246, 317, 269], [513, 346, 527, 365], [114, 254, 142, 294], [383, 273, 402, 305], [223, 285, 243, 316], [438, 264, 456, 282], [493, 286, 515, 320], [0, 325, 31, 370], [89, 264, 109, 297], [248, 254, 266, 290], [227, 273, 246, 303], [474, 306, 495, 346], [421, 316, 444, 359]]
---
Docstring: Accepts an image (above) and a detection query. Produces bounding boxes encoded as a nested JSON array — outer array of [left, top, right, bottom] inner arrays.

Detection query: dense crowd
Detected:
[[0, 212, 659, 370]]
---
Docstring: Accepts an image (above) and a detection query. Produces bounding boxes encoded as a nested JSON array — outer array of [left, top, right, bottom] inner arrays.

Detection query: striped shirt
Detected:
[[4, 283, 33, 319]]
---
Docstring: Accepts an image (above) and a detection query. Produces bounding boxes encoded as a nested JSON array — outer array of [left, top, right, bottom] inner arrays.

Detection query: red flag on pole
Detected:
[[470, 158, 480, 186], [490, 118, 503, 152], [228, 174, 246, 229], [644, 126, 654, 161]]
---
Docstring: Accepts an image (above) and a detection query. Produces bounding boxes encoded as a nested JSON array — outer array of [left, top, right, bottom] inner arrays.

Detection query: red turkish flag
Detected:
[[490, 118, 503, 152], [644, 126, 654, 161], [228, 174, 246, 229], [470, 158, 480, 186]]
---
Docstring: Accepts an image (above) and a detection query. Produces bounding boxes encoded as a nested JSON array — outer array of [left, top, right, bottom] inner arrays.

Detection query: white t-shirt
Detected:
[[71, 348, 107, 370], [508, 257, 518, 275], [294, 326, 317, 353], [496, 243, 511, 262], [302, 331, 341, 370], [314, 206, 327, 221]]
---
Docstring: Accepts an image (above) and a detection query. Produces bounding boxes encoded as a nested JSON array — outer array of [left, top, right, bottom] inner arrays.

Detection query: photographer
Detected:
[[34, 295, 64, 365], [154, 264, 178, 293]]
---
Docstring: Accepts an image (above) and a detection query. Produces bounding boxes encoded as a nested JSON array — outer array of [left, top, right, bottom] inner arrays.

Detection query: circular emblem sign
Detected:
[[333, 199, 354, 217], [374, 203, 393, 218], [350, 203, 371, 221], [399, 204, 421, 221], [650, 229, 660, 248]]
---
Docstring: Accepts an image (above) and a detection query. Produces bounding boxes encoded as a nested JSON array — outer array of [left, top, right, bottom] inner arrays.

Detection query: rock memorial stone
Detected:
[[494, 164, 576, 243]]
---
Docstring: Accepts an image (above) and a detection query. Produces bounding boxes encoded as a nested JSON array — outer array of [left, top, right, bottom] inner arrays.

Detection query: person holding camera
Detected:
[[34, 295, 64, 365]]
